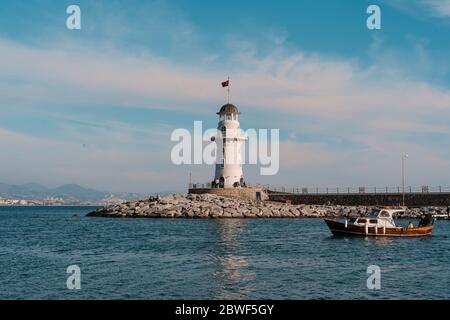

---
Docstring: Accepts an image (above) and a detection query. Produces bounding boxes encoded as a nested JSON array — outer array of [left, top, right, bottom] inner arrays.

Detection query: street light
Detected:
[[402, 154, 409, 207]]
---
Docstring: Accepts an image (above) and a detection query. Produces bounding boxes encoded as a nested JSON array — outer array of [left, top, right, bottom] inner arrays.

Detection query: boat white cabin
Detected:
[[352, 209, 405, 228]]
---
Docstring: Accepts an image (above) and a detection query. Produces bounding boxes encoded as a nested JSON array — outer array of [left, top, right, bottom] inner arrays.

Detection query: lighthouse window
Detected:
[[226, 114, 232, 120]]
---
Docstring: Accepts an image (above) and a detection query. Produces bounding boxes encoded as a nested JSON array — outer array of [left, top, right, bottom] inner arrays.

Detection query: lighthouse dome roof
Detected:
[[217, 103, 241, 115]]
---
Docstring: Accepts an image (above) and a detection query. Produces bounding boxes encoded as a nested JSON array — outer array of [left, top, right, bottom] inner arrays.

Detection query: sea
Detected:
[[0, 206, 449, 300]]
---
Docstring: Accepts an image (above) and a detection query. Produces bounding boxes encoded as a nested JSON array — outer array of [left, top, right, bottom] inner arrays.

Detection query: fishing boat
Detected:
[[324, 208, 435, 237]]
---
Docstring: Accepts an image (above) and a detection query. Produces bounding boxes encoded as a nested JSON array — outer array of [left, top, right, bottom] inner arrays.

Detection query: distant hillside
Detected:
[[0, 182, 143, 201]]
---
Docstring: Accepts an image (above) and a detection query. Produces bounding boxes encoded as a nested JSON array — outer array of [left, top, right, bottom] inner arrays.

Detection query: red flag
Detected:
[[221, 80, 229, 87]]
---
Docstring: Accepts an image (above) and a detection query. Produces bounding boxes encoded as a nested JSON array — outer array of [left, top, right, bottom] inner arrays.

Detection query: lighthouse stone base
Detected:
[[188, 187, 268, 201]]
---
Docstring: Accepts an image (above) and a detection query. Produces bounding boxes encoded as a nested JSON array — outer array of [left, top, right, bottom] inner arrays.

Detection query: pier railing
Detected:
[[266, 186, 450, 195], [189, 183, 450, 194]]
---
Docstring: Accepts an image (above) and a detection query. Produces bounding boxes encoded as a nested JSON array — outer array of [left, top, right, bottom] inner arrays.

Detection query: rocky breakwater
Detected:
[[86, 193, 446, 219]]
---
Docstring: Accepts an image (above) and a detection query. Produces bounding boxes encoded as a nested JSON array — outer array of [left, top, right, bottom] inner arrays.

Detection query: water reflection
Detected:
[[328, 234, 426, 247], [210, 219, 256, 299]]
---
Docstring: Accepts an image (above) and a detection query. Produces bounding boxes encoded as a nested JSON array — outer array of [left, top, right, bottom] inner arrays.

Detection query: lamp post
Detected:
[[402, 154, 409, 207]]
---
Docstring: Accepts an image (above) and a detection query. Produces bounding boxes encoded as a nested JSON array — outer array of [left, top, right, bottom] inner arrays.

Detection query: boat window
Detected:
[[380, 210, 390, 218], [379, 211, 390, 218], [370, 219, 378, 224], [358, 219, 366, 223]]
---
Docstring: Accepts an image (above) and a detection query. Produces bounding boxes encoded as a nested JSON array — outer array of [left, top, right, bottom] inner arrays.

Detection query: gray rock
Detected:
[[221, 211, 232, 218], [224, 207, 237, 216]]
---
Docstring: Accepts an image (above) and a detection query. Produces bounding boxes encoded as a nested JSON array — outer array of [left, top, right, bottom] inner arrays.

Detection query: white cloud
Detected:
[[386, 0, 450, 19], [421, 0, 450, 17], [1, 38, 449, 117]]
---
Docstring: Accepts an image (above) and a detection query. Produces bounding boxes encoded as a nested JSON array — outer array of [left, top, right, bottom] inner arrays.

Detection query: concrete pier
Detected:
[[268, 191, 450, 207]]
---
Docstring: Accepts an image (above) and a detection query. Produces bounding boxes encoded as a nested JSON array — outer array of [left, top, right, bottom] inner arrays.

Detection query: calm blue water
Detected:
[[0, 206, 449, 300]]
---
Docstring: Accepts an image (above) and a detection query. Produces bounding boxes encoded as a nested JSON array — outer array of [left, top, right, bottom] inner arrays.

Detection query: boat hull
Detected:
[[324, 219, 433, 237]]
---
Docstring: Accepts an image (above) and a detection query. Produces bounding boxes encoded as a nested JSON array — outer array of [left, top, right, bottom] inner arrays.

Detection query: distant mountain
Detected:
[[50, 184, 106, 200], [0, 182, 50, 197], [0, 182, 143, 201], [17, 183, 49, 193]]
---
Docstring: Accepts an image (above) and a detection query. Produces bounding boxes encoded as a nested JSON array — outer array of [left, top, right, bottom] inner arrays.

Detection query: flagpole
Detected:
[[227, 76, 230, 104]]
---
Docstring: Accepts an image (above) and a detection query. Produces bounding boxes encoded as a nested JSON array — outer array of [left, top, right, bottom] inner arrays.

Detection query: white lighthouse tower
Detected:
[[212, 103, 246, 188]]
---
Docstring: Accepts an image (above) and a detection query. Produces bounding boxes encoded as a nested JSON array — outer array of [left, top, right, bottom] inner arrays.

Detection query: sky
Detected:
[[0, 0, 449, 193]]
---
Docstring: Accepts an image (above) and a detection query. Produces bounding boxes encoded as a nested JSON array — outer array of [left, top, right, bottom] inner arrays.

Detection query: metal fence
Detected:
[[266, 186, 450, 194], [189, 182, 262, 189], [189, 182, 213, 189], [189, 183, 450, 194]]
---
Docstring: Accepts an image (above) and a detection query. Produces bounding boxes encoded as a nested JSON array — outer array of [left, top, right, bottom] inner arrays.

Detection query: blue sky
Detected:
[[0, 0, 449, 193]]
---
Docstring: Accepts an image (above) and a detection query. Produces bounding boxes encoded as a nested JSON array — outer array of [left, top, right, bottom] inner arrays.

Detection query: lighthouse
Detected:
[[212, 103, 246, 188]]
